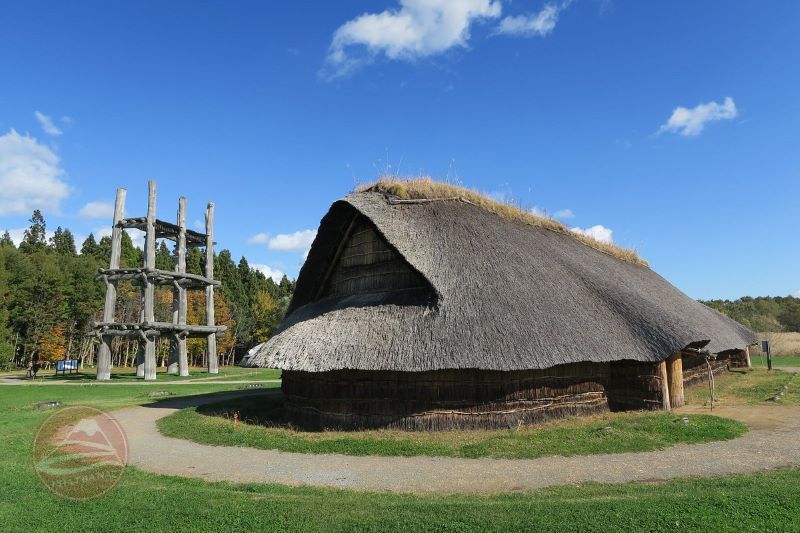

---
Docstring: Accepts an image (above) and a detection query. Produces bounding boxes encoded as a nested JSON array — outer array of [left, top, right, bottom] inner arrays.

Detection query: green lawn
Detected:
[[685, 368, 799, 406], [751, 355, 800, 368], [1, 379, 799, 531], [4, 365, 281, 383], [158, 392, 747, 459]]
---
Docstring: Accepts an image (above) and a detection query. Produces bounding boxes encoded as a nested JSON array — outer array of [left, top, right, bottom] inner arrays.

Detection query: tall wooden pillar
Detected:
[[666, 352, 685, 408], [744, 345, 752, 368], [142, 180, 157, 381], [97, 188, 126, 380], [136, 290, 145, 377], [205, 202, 218, 374], [658, 359, 671, 410], [168, 197, 189, 376]]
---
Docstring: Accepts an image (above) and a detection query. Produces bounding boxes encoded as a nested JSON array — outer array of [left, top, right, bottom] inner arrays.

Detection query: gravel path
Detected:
[[111, 390, 800, 495]]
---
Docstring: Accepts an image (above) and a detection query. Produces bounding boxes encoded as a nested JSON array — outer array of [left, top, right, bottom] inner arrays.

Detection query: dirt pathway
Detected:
[[110, 392, 800, 495]]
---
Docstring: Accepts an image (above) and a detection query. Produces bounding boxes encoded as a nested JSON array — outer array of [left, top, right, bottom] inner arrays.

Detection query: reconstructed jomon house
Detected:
[[245, 179, 757, 430]]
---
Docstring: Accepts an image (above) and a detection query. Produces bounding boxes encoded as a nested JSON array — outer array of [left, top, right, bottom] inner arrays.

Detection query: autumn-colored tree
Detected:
[[214, 294, 235, 356], [0, 209, 294, 369], [186, 291, 236, 365], [39, 324, 67, 362], [251, 290, 279, 344]]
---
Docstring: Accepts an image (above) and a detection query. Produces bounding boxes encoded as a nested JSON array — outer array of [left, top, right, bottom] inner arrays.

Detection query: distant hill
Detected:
[[700, 296, 800, 333]]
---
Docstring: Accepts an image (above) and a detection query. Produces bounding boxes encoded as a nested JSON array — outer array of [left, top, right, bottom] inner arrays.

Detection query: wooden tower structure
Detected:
[[92, 181, 226, 381]]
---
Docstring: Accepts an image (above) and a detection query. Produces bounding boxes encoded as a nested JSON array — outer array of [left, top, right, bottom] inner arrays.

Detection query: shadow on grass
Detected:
[[142, 388, 282, 412]]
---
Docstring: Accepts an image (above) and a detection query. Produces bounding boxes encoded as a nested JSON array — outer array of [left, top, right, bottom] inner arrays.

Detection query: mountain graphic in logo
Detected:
[[32, 406, 129, 500]]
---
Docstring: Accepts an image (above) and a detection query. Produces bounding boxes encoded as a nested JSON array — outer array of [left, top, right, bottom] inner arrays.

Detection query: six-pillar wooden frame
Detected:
[[92, 181, 225, 380]]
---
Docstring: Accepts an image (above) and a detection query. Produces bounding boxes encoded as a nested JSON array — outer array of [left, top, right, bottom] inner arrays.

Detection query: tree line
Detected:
[[701, 296, 800, 333], [0, 210, 295, 371]]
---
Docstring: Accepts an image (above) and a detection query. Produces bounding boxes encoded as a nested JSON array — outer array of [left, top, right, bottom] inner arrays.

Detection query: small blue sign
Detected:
[[56, 359, 78, 372]]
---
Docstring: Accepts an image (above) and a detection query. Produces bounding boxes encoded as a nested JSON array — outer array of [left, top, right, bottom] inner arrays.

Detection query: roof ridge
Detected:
[[356, 178, 649, 268]]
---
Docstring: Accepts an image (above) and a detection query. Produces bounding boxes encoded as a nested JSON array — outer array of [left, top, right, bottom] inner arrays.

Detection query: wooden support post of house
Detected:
[[168, 197, 189, 376], [143, 180, 157, 381], [96, 188, 126, 380], [666, 352, 685, 408], [658, 359, 671, 410], [205, 202, 218, 374], [744, 345, 752, 368]]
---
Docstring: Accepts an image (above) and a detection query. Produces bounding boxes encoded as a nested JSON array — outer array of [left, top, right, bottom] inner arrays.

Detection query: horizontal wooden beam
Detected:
[[97, 267, 220, 287], [90, 329, 221, 339], [93, 321, 226, 333], [117, 217, 209, 246], [91, 321, 227, 337]]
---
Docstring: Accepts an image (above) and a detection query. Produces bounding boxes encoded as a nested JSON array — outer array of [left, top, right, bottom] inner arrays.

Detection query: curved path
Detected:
[[111, 390, 800, 495]]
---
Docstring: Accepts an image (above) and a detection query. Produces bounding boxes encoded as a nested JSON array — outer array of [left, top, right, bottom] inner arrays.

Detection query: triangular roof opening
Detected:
[[318, 214, 434, 303]]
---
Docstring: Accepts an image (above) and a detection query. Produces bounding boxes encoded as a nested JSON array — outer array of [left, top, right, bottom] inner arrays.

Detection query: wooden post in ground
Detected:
[[136, 290, 145, 377], [143, 180, 157, 381], [168, 197, 189, 376], [205, 202, 218, 374], [658, 359, 671, 410], [666, 352, 685, 408], [744, 345, 752, 368], [97, 188, 126, 380]]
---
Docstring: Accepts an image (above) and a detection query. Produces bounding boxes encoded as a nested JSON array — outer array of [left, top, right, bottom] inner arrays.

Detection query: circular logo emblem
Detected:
[[31, 406, 129, 500]]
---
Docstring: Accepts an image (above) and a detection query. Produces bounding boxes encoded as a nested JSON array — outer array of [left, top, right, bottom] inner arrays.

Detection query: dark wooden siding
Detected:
[[281, 363, 668, 430]]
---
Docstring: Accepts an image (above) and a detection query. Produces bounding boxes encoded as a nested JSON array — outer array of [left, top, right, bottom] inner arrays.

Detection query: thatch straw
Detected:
[[357, 177, 647, 267], [246, 186, 757, 373]]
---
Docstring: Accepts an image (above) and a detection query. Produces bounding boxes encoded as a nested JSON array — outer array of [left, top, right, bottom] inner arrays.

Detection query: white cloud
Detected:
[[571, 224, 613, 244], [1, 227, 55, 246], [793, 289, 800, 298], [193, 219, 204, 230], [34, 111, 63, 136], [125, 229, 145, 249], [247, 232, 269, 245], [268, 229, 317, 251], [79, 201, 114, 219], [253, 263, 285, 283], [530, 206, 573, 220], [1, 228, 26, 246], [658, 97, 738, 137], [489, 187, 514, 204], [0, 129, 70, 216], [90, 226, 145, 250], [94, 226, 112, 239], [553, 208, 574, 220], [496, 3, 563, 37], [324, 0, 502, 78]]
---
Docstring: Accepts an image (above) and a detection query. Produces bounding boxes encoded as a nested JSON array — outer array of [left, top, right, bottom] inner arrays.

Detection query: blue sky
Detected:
[[1, 1, 798, 299]]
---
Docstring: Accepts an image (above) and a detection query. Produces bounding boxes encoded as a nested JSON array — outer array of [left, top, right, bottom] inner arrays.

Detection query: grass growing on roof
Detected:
[[1, 383, 800, 531], [358, 177, 648, 267], [158, 392, 746, 459]]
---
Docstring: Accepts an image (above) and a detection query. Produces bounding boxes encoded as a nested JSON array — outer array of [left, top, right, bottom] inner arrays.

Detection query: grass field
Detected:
[[2, 365, 281, 382], [754, 332, 800, 356], [751, 355, 800, 368], [685, 368, 799, 406], [1, 372, 799, 530], [158, 392, 747, 459]]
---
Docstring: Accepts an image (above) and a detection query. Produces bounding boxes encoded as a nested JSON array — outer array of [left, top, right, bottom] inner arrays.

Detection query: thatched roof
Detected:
[[246, 187, 756, 372]]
